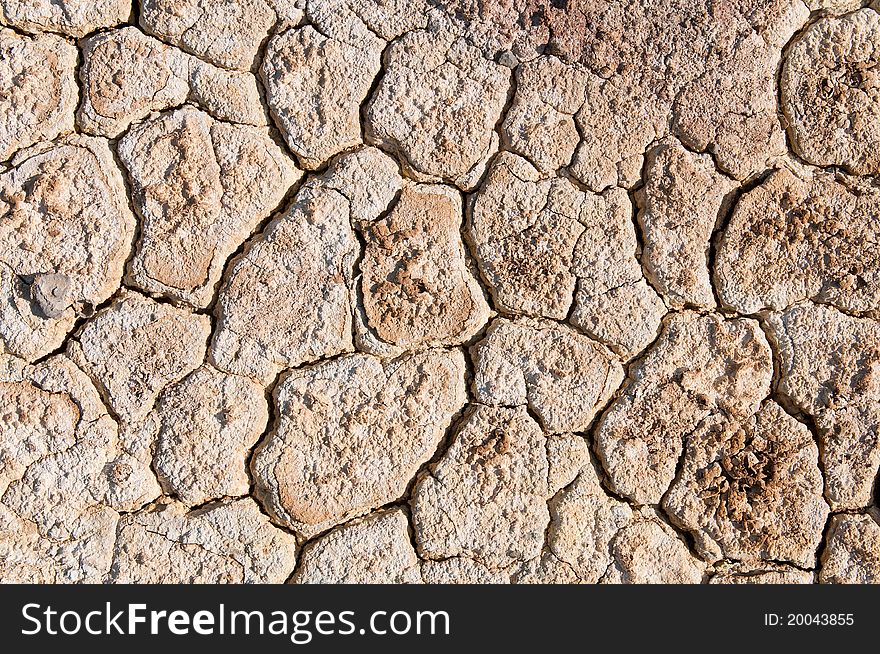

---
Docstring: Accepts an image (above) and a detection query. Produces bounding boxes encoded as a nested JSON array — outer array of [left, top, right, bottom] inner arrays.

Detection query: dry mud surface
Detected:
[[1, 0, 879, 584]]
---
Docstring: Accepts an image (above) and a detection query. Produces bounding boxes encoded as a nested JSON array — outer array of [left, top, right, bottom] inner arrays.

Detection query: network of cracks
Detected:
[[0, 0, 879, 584]]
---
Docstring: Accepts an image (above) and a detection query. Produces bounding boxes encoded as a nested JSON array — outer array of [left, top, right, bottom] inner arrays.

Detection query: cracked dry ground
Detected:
[[1, 0, 879, 586]]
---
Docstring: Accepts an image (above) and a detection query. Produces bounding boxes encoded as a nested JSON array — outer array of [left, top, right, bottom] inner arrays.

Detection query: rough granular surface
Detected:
[[0, 0, 878, 584]]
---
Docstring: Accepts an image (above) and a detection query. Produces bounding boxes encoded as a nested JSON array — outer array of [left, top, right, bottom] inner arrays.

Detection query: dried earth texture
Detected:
[[1, 0, 878, 584]]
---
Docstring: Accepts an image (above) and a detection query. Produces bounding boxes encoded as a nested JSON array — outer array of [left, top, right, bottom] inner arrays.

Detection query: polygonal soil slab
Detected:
[[663, 402, 828, 568], [109, 498, 297, 583], [569, 186, 667, 358], [716, 168, 880, 316], [471, 318, 623, 434], [412, 405, 574, 571], [468, 152, 586, 320], [638, 139, 735, 309], [595, 312, 773, 505], [819, 511, 880, 584], [545, 463, 634, 584], [209, 154, 367, 383], [0, 136, 136, 361], [151, 365, 269, 506], [68, 290, 211, 425], [253, 349, 466, 537], [365, 12, 509, 190], [782, 9, 880, 175], [262, 25, 381, 169], [599, 509, 706, 584], [767, 303, 880, 510], [0, 28, 77, 161], [118, 106, 299, 307], [0, 0, 130, 37], [500, 55, 587, 175], [292, 508, 421, 584], [360, 184, 490, 351]]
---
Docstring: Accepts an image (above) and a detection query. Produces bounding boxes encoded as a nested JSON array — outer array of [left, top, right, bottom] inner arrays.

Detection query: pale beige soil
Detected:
[[0, 0, 878, 584]]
